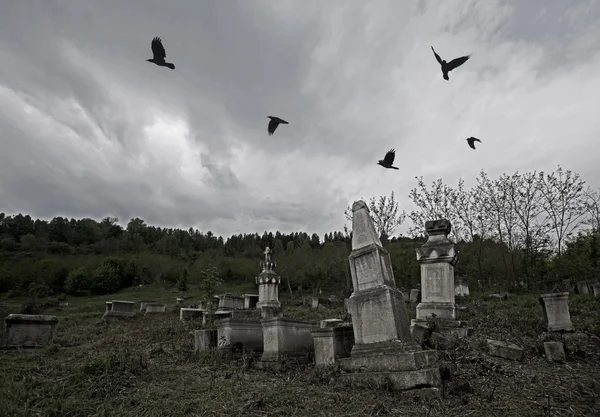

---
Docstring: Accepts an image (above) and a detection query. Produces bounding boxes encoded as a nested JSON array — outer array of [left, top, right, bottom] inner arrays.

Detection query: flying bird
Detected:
[[466, 137, 482, 150], [147, 37, 175, 70], [431, 46, 471, 81], [267, 116, 289, 136], [377, 149, 399, 170]]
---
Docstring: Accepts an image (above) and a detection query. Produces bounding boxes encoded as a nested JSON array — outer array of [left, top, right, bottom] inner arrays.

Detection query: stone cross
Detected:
[[264, 246, 272, 263]]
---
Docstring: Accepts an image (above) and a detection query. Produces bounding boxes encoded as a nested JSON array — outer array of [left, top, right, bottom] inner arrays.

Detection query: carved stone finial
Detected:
[[261, 246, 276, 273], [264, 246, 272, 263], [425, 219, 452, 236]]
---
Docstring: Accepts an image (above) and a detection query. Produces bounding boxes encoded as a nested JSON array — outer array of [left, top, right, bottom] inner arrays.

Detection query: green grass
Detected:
[[1, 288, 599, 416]]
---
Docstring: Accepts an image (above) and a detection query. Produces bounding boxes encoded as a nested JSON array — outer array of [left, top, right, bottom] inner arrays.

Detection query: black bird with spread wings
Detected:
[[377, 149, 399, 170], [147, 37, 175, 70], [267, 116, 289, 136], [431, 46, 471, 81], [466, 137, 482, 150]]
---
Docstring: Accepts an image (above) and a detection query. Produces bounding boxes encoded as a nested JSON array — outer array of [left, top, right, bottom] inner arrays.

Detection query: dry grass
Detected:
[[0, 288, 599, 417]]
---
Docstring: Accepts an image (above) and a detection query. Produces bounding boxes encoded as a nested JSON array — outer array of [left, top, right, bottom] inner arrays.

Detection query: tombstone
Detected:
[[217, 294, 245, 311], [105, 302, 113, 313], [3, 314, 59, 348], [337, 201, 441, 391], [539, 292, 575, 332], [409, 289, 420, 303], [575, 281, 589, 294], [145, 303, 166, 314], [216, 318, 263, 353], [140, 300, 158, 312], [194, 329, 217, 353], [454, 279, 470, 297], [258, 318, 318, 369], [104, 301, 135, 318], [591, 283, 600, 297], [312, 325, 355, 367], [411, 219, 470, 338], [243, 294, 259, 309], [58, 301, 69, 308], [179, 308, 204, 321], [176, 297, 185, 306], [255, 247, 282, 319], [205, 310, 233, 326], [311, 297, 331, 309]]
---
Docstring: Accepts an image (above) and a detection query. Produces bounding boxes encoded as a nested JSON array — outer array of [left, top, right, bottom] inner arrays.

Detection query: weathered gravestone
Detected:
[[539, 292, 575, 332], [3, 314, 59, 348], [337, 201, 441, 391], [411, 219, 470, 338]]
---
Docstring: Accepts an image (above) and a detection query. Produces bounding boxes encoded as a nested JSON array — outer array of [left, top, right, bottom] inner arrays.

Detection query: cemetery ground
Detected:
[[1, 286, 599, 417]]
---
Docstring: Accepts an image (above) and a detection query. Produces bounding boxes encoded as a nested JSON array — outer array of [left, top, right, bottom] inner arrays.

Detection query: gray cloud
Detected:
[[1, 0, 599, 238]]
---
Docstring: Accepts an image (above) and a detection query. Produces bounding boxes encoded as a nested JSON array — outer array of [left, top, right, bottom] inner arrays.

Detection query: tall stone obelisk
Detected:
[[338, 201, 441, 391]]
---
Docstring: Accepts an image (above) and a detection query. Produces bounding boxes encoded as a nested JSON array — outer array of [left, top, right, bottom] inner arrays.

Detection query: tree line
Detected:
[[1, 165, 598, 298]]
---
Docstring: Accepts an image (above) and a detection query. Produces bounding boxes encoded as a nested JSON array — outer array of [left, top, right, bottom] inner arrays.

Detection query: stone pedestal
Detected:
[[312, 326, 355, 367], [411, 220, 469, 338], [539, 292, 575, 332], [3, 314, 59, 348], [216, 318, 263, 353], [258, 318, 318, 369], [104, 301, 135, 318], [338, 201, 441, 391]]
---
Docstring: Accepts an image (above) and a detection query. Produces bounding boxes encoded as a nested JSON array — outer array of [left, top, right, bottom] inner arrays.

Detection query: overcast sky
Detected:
[[1, 0, 599, 239]]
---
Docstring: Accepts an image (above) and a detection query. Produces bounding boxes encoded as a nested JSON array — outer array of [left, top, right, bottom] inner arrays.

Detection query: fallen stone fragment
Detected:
[[486, 339, 524, 361]]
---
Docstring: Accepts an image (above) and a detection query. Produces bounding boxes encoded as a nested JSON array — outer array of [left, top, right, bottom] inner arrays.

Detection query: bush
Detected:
[[65, 267, 92, 295], [89, 263, 121, 295]]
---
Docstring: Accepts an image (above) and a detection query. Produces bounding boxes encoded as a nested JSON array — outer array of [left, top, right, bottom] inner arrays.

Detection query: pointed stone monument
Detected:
[[338, 201, 441, 391], [411, 219, 469, 337], [255, 246, 282, 318]]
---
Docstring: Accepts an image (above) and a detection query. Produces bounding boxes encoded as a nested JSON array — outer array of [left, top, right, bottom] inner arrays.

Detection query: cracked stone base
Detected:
[[337, 341, 441, 391], [338, 368, 441, 391]]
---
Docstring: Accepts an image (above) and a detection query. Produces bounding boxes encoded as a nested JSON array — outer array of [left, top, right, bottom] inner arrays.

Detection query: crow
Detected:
[[147, 37, 175, 70], [267, 116, 288, 136], [466, 137, 482, 150], [377, 149, 399, 170], [431, 46, 471, 81]]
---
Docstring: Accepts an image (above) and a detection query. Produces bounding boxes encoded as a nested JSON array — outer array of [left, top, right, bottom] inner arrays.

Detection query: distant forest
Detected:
[[1, 165, 599, 298]]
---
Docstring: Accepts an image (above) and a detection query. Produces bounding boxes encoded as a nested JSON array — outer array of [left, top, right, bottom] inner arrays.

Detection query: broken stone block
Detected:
[[543, 341, 566, 362], [562, 332, 588, 354], [539, 292, 575, 332], [312, 325, 355, 367], [409, 289, 420, 303], [575, 281, 590, 294], [486, 339, 523, 361], [4, 314, 59, 348], [411, 322, 432, 346], [311, 297, 331, 309], [194, 329, 217, 352]]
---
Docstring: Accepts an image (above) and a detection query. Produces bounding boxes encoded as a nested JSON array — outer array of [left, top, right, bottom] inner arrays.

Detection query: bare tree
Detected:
[[538, 166, 587, 264], [448, 178, 491, 280], [408, 177, 459, 240], [344, 191, 407, 242], [583, 186, 600, 231]]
